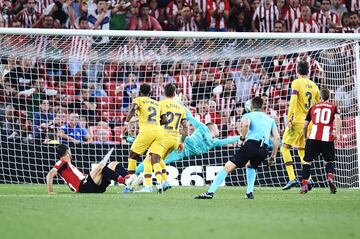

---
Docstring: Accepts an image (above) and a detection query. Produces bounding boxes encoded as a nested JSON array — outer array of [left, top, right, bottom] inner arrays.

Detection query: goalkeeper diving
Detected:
[[133, 97, 240, 189]]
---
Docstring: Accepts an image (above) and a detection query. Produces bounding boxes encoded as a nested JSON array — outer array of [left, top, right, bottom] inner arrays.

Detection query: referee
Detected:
[[195, 96, 280, 199]]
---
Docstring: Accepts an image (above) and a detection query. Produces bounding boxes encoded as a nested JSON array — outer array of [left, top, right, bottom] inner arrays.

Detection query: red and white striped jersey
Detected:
[[252, 4, 279, 32], [207, 0, 230, 30], [35, 0, 53, 15], [350, 0, 360, 12], [19, 9, 40, 28], [70, 35, 92, 62], [174, 74, 192, 100], [118, 44, 145, 62], [284, 6, 300, 31], [178, 17, 198, 31], [166, 1, 186, 19], [196, 0, 212, 18], [53, 160, 85, 192], [312, 10, 339, 33], [291, 17, 319, 33], [0, 13, 12, 27], [306, 101, 339, 142]]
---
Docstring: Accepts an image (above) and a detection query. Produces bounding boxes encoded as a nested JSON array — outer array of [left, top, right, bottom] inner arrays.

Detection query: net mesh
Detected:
[[0, 32, 358, 188]]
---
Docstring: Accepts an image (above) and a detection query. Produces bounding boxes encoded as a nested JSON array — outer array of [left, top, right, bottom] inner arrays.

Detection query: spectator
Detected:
[[312, 0, 339, 33], [208, 0, 230, 31], [192, 71, 213, 103], [0, 2, 13, 27], [273, 19, 285, 32], [277, 0, 288, 21], [208, 100, 222, 125], [129, 3, 163, 30], [252, 0, 279, 32], [229, 9, 251, 31], [76, 88, 97, 124], [33, 14, 61, 29], [335, 76, 356, 114], [44, 128, 60, 144], [284, 0, 301, 31], [121, 73, 139, 111], [341, 12, 355, 32], [349, 11, 360, 32], [177, 6, 198, 31], [15, 0, 40, 28], [228, 0, 251, 31], [110, 1, 130, 30], [330, 0, 347, 20], [33, 99, 55, 139], [232, 64, 259, 102], [292, 5, 319, 32], [57, 112, 88, 143], [1, 105, 21, 140], [166, 0, 186, 29]]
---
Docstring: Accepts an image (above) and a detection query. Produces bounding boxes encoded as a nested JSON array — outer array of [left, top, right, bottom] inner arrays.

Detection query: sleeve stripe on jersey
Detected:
[[56, 162, 68, 174], [291, 89, 298, 95]]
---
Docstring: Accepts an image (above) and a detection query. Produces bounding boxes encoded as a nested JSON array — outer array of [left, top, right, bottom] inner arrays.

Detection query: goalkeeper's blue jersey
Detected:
[[182, 107, 240, 157]]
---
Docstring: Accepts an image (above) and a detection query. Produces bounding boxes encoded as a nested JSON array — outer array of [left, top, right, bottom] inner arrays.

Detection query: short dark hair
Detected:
[[79, 16, 88, 23], [251, 96, 264, 109], [139, 83, 151, 96], [57, 144, 69, 159], [320, 88, 330, 101], [297, 60, 309, 76], [164, 83, 176, 97]]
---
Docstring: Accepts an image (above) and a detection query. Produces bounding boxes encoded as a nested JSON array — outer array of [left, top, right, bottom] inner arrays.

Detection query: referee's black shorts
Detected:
[[304, 139, 335, 162], [78, 175, 110, 193], [230, 140, 269, 169]]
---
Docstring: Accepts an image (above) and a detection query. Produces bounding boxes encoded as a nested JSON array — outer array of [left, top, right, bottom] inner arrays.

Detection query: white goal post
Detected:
[[0, 28, 359, 188]]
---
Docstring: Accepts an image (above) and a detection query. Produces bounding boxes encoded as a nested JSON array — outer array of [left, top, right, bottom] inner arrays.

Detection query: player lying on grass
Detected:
[[195, 96, 280, 199], [281, 60, 320, 190], [300, 88, 340, 194], [133, 100, 240, 191], [46, 144, 127, 194]]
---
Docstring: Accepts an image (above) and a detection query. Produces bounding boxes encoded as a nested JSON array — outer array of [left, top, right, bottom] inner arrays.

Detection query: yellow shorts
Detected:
[[130, 130, 164, 156], [282, 122, 306, 148], [161, 135, 180, 160]]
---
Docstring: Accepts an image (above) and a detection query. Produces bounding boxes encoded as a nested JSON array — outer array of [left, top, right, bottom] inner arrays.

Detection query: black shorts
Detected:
[[78, 175, 110, 193], [304, 139, 335, 162], [230, 140, 269, 169]]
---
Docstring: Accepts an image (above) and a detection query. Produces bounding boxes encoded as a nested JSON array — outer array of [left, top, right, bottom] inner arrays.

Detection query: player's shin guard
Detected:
[[281, 147, 296, 181], [128, 158, 137, 175], [246, 167, 256, 194], [208, 169, 228, 194], [301, 164, 311, 181], [143, 159, 152, 187], [153, 162, 162, 184], [160, 160, 167, 182]]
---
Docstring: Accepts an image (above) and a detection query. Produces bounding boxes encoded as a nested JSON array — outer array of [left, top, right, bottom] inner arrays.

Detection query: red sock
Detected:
[[117, 176, 125, 184], [301, 179, 308, 186]]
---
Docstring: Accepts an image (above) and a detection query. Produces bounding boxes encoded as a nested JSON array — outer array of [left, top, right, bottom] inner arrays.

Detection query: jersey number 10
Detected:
[[313, 108, 331, 124]]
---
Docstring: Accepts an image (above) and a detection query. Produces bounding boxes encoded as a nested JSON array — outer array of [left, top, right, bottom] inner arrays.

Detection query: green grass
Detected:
[[0, 185, 359, 239]]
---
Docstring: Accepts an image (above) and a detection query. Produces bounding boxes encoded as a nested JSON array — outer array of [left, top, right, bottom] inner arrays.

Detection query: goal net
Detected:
[[0, 29, 359, 188]]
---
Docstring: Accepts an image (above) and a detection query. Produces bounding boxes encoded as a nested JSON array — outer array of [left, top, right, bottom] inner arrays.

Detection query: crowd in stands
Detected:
[[0, 0, 360, 33], [0, 0, 357, 148]]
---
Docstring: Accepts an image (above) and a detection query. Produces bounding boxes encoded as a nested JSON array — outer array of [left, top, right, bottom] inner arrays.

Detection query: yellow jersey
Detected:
[[132, 96, 163, 132], [288, 77, 320, 123], [160, 99, 186, 137]]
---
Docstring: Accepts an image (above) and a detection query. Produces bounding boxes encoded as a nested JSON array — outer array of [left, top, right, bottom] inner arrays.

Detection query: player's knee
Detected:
[[129, 151, 140, 160], [224, 161, 237, 173], [150, 153, 160, 164]]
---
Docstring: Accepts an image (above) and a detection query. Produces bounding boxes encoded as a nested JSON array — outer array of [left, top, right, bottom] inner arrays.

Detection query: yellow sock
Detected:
[[153, 162, 162, 184], [160, 160, 167, 182], [143, 159, 152, 187], [128, 158, 137, 175], [281, 147, 296, 181], [298, 149, 305, 165]]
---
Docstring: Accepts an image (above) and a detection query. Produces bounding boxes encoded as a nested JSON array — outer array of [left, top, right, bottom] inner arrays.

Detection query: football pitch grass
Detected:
[[0, 185, 359, 239]]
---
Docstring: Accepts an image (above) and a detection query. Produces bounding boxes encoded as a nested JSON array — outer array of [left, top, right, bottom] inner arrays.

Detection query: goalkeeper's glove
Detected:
[[174, 92, 183, 104]]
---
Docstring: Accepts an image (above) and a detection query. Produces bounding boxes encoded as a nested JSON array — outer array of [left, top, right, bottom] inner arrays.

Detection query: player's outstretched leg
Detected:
[[325, 161, 336, 194], [137, 156, 153, 193], [160, 160, 171, 191], [245, 166, 256, 199], [194, 161, 236, 199], [300, 163, 312, 194], [281, 146, 299, 190]]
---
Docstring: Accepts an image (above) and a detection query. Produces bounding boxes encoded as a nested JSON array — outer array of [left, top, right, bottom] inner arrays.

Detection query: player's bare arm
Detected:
[[125, 103, 139, 123], [303, 120, 310, 140], [269, 125, 280, 166], [287, 91, 298, 128], [46, 168, 58, 194], [57, 130, 80, 143], [239, 118, 250, 145], [334, 113, 341, 140]]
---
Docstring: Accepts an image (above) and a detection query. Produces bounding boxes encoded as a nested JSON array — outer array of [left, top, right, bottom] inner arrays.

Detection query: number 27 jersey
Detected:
[[132, 96, 163, 132]]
